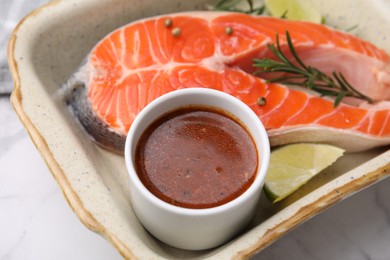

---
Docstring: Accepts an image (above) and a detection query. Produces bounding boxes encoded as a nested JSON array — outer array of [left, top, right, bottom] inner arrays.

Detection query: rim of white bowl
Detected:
[[124, 88, 270, 216]]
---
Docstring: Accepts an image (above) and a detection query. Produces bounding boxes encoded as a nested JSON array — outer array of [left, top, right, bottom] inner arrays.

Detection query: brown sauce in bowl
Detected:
[[134, 106, 258, 209]]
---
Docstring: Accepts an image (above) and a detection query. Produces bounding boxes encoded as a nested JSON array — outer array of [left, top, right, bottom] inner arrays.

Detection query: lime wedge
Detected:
[[265, 0, 323, 23], [264, 143, 345, 203]]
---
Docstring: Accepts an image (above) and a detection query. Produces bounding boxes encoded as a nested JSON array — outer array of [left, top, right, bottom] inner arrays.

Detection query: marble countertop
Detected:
[[1, 1, 390, 259]]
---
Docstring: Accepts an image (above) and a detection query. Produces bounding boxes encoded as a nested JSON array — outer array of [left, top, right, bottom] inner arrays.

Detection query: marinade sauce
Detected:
[[134, 106, 258, 209]]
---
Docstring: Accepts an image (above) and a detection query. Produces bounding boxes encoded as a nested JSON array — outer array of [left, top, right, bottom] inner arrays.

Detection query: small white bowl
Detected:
[[124, 88, 270, 250]]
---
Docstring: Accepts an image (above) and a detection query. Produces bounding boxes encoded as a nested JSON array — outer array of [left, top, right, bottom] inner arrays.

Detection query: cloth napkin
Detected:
[[0, 0, 50, 94]]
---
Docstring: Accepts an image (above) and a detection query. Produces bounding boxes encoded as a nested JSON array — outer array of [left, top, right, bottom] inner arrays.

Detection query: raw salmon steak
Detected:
[[64, 12, 390, 154]]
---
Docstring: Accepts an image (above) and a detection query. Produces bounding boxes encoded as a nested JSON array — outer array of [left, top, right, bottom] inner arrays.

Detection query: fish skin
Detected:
[[64, 12, 390, 154], [66, 79, 126, 153]]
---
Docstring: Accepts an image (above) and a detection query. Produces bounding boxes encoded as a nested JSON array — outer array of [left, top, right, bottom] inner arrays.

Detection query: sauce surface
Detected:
[[135, 106, 258, 209]]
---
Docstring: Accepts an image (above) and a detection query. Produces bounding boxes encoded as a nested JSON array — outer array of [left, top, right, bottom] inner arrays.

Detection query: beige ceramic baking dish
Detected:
[[8, 0, 390, 259]]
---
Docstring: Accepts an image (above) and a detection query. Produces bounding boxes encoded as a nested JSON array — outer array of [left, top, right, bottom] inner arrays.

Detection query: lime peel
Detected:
[[264, 143, 345, 203]]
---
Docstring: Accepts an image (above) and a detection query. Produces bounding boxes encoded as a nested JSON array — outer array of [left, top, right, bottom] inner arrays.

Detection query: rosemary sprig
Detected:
[[211, 0, 265, 15], [253, 31, 373, 107]]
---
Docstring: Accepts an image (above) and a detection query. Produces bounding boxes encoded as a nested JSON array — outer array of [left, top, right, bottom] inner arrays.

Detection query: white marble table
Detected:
[[1, 1, 390, 259]]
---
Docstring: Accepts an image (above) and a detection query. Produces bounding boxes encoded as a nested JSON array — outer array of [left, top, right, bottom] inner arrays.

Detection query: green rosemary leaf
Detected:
[[285, 31, 309, 70], [274, 34, 296, 68], [264, 75, 307, 83], [332, 72, 349, 91], [306, 75, 315, 89], [215, 0, 241, 8], [252, 58, 283, 67], [268, 42, 289, 64], [334, 92, 348, 107], [271, 67, 308, 74], [211, 0, 265, 15], [280, 10, 288, 19], [251, 6, 266, 15], [254, 59, 311, 76], [247, 0, 254, 11], [345, 24, 358, 32]]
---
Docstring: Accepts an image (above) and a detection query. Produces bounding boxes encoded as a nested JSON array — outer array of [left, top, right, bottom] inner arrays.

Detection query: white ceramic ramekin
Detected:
[[124, 88, 270, 250]]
